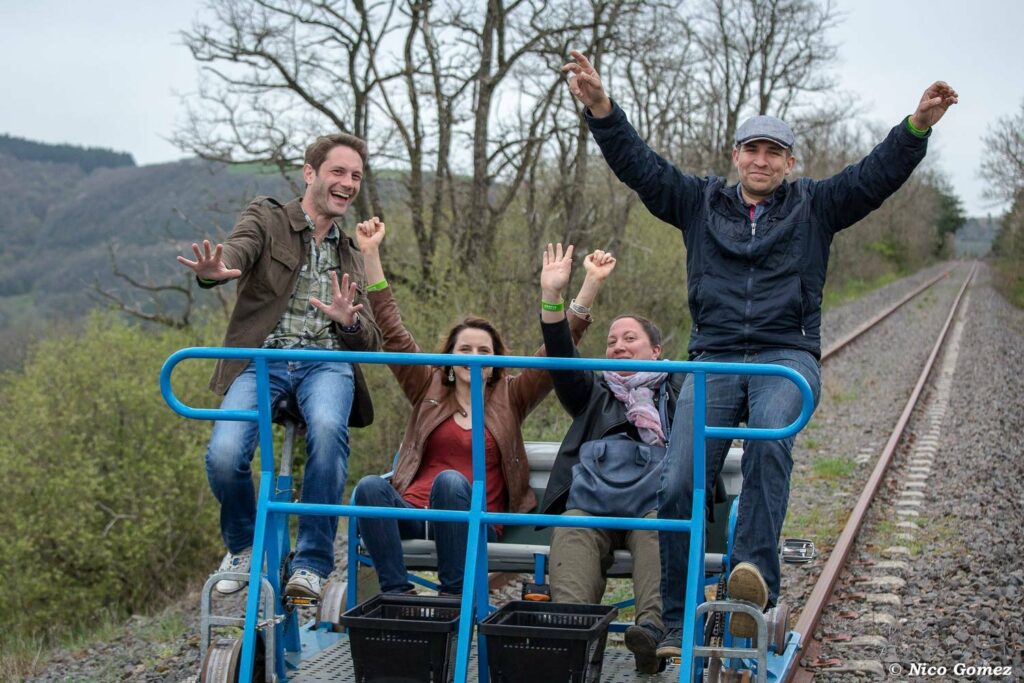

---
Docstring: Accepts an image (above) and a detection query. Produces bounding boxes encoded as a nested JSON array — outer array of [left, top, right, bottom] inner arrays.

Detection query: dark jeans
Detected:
[[354, 470, 497, 594], [205, 357, 355, 578], [658, 349, 821, 627]]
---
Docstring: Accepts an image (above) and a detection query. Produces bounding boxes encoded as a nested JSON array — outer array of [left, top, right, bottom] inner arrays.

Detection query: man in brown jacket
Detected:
[[176, 133, 382, 600]]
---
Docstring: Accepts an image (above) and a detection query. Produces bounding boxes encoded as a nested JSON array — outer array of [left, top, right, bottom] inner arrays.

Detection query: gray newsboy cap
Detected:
[[735, 115, 795, 150]]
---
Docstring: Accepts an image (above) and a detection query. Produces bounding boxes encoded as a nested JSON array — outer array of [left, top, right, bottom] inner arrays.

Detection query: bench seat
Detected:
[[395, 441, 743, 579]]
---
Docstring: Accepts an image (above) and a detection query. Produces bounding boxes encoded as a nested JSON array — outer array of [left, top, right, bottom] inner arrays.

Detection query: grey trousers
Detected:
[[549, 509, 664, 630]]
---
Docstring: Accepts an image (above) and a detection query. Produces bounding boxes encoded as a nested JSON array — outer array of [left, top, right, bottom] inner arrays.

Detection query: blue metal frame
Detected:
[[160, 347, 814, 683]]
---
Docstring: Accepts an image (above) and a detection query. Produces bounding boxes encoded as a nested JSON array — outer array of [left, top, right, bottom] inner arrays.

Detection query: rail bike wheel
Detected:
[[200, 635, 267, 682], [766, 602, 791, 654], [315, 580, 348, 632]]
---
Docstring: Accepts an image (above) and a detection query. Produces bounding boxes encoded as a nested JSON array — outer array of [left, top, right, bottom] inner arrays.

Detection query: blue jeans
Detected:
[[658, 349, 821, 627], [205, 356, 355, 578], [354, 470, 497, 594]]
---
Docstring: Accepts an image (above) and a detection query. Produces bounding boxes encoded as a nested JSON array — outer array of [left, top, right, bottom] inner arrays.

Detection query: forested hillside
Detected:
[[0, 148, 293, 369], [0, 134, 135, 171]]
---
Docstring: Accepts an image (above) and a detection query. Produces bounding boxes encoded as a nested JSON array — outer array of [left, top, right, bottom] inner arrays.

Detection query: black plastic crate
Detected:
[[339, 594, 463, 683], [478, 601, 617, 683]]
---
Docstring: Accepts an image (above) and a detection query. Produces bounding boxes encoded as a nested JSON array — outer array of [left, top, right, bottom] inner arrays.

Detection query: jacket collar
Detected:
[[285, 198, 309, 233], [286, 197, 347, 242], [718, 179, 791, 206]]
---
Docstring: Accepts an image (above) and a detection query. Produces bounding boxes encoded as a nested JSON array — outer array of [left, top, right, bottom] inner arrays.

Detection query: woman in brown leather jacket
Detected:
[[352, 218, 615, 595]]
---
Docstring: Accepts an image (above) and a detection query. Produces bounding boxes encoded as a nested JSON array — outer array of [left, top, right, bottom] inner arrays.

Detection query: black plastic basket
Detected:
[[478, 601, 617, 683], [339, 594, 463, 683]]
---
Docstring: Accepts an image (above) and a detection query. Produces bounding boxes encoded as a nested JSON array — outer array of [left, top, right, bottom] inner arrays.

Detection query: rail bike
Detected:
[[160, 348, 814, 682]]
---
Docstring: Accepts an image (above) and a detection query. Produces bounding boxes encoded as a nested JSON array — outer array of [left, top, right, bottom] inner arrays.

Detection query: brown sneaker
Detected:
[[727, 562, 768, 638]]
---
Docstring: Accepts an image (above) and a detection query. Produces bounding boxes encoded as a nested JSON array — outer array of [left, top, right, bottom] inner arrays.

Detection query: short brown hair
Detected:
[[437, 317, 507, 387], [304, 133, 369, 173]]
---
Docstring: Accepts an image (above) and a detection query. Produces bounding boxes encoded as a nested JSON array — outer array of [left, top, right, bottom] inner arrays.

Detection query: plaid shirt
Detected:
[[263, 216, 344, 349]]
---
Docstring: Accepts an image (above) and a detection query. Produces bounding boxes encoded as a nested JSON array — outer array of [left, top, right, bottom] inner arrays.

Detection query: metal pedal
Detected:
[[285, 594, 320, 609], [521, 582, 551, 601], [782, 538, 817, 563]]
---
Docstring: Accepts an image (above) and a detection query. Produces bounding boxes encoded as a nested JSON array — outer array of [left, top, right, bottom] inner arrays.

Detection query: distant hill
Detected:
[[956, 215, 1001, 257], [0, 136, 402, 369], [0, 153, 293, 319], [0, 134, 135, 172]]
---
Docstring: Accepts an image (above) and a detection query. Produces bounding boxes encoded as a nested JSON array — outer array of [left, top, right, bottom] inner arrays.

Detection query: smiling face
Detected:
[[450, 327, 495, 386], [303, 144, 363, 219], [606, 317, 661, 376], [731, 139, 796, 203]]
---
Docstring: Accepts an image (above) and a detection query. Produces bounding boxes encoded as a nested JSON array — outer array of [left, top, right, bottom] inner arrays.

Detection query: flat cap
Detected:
[[735, 115, 795, 150]]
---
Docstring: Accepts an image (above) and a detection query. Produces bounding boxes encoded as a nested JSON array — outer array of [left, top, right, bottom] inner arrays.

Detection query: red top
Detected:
[[402, 416, 508, 536]]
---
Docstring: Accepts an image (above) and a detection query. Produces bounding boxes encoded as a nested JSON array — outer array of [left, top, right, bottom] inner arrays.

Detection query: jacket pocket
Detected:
[[264, 237, 300, 295]]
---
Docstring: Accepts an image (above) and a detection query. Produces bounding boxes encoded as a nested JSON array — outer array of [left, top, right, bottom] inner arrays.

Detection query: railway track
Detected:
[[779, 262, 979, 681]]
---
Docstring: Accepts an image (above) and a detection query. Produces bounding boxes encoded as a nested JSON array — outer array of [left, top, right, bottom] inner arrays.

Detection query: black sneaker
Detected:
[[624, 622, 664, 674], [655, 626, 682, 659]]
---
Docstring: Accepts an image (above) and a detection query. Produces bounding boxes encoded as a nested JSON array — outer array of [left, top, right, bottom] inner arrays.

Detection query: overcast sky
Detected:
[[1, 0, 1020, 217]]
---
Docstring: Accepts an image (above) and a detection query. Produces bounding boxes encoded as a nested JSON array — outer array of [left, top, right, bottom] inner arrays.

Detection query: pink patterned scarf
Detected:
[[603, 370, 669, 446]]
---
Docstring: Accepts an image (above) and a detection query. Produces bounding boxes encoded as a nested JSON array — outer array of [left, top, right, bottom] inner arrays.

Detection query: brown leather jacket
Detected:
[[368, 287, 589, 513], [202, 197, 382, 427]]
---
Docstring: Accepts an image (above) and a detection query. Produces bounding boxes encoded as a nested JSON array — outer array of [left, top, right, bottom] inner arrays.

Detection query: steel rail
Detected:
[[820, 266, 953, 362], [787, 262, 977, 682]]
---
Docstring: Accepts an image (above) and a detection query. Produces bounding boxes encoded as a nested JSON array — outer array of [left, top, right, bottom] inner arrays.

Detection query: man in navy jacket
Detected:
[[562, 49, 957, 652]]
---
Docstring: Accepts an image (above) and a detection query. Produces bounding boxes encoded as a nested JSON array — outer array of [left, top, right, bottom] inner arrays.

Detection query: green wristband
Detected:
[[541, 299, 564, 312], [197, 276, 217, 285], [905, 116, 929, 137], [366, 278, 389, 292]]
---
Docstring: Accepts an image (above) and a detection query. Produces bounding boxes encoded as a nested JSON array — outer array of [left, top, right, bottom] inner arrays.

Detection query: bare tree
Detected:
[[979, 98, 1024, 204], [175, 0, 403, 219], [689, 0, 840, 175], [172, 0, 845, 282]]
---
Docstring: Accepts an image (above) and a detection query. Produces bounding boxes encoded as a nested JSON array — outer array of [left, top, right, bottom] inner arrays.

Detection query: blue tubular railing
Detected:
[[161, 348, 815, 683]]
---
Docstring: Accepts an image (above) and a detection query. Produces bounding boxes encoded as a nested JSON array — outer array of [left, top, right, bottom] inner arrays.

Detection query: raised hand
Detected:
[[541, 242, 575, 300], [356, 217, 386, 252], [310, 271, 364, 327], [910, 81, 958, 130], [583, 249, 616, 282], [561, 50, 612, 118], [176, 240, 242, 281]]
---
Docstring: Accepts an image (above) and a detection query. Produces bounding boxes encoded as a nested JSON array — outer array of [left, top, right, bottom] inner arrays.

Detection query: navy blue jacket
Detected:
[[587, 103, 929, 358]]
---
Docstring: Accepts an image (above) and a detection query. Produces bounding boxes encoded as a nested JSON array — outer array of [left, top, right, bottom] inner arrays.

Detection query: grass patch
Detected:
[[0, 598, 197, 682], [810, 455, 856, 482], [781, 506, 845, 542], [802, 437, 821, 451], [902, 513, 961, 558], [0, 612, 124, 682], [831, 388, 858, 403], [822, 272, 900, 311]]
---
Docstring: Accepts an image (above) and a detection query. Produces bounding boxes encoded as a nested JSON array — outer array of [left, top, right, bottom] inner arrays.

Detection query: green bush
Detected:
[[992, 194, 1024, 308], [0, 313, 222, 641]]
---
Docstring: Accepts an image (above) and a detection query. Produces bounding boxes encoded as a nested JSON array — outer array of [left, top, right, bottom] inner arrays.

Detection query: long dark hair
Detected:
[[437, 316, 507, 387]]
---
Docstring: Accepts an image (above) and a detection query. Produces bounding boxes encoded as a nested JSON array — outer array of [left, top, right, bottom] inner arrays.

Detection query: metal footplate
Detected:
[[693, 600, 769, 683], [199, 571, 279, 682]]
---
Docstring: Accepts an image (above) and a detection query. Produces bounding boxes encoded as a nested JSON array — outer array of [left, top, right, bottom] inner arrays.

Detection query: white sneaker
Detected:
[[214, 548, 252, 594], [285, 568, 323, 600]]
